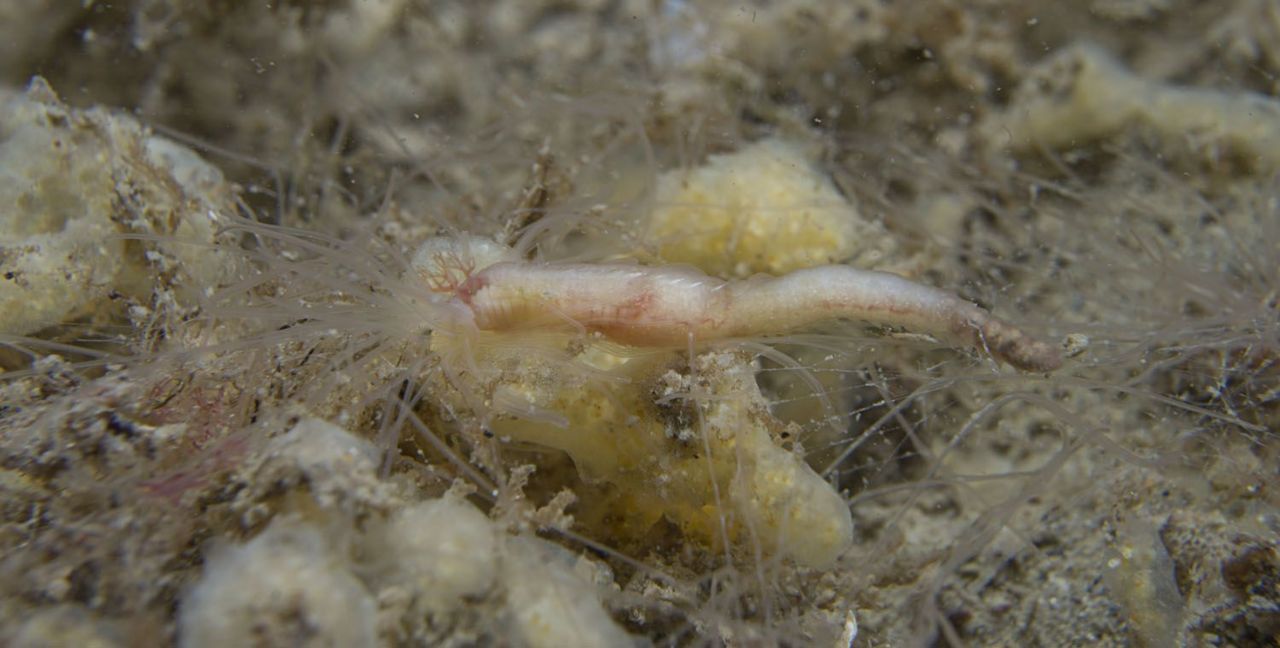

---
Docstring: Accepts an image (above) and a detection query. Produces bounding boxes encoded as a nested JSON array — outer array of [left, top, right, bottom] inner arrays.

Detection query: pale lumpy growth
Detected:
[[459, 261, 1062, 372]]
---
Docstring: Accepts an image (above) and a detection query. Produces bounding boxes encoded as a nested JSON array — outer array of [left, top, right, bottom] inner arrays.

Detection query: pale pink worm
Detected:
[[454, 262, 1062, 372]]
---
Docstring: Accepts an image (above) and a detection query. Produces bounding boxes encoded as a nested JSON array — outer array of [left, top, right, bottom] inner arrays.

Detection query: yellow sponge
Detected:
[[645, 138, 894, 278]]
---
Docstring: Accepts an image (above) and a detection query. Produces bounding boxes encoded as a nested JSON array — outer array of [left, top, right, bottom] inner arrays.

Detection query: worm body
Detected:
[[453, 260, 1062, 372]]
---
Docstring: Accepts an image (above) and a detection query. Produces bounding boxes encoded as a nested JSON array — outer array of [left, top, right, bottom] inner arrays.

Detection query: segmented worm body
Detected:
[[441, 252, 1061, 372]]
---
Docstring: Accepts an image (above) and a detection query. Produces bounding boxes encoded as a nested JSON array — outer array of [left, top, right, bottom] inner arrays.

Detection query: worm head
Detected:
[[410, 235, 517, 299]]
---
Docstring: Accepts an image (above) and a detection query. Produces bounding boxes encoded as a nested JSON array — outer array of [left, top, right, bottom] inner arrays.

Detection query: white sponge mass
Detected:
[[178, 521, 377, 648]]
